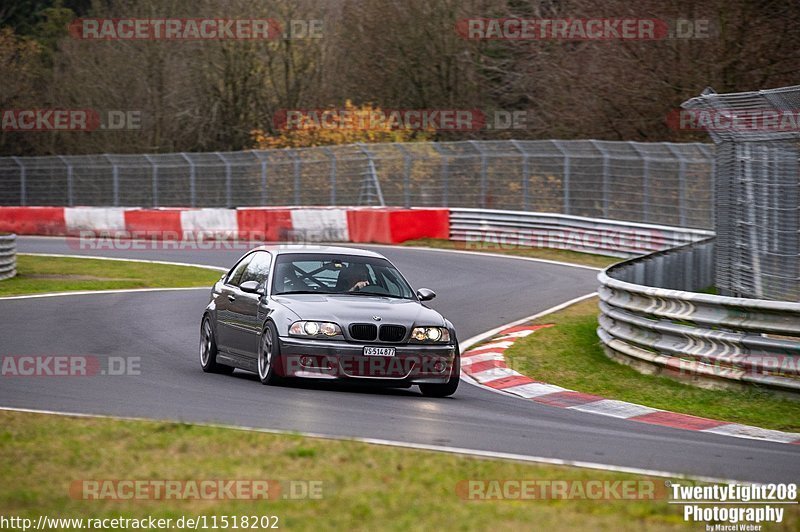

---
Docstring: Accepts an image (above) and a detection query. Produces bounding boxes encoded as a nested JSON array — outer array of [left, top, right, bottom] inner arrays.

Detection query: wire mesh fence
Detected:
[[0, 140, 715, 230], [682, 85, 800, 301]]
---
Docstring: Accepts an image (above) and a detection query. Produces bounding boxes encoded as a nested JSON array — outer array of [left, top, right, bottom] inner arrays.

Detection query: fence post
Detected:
[[144, 154, 158, 207], [215, 152, 232, 208], [432, 144, 449, 207], [630, 143, 650, 223], [12, 157, 26, 206], [252, 150, 269, 206], [291, 150, 301, 206], [323, 147, 336, 206], [665, 144, 687, 227], [396, 143, 412, 208], [105, 154, 119, 206], [469, 140, 488, 209], [552, 141, 571, 215], [58, 155, 74, 207], [511, 140, 529, 211], [590, 140, 610, 218], [699, 144, 715, 228], [355, 143, 385, 206], [180, 152, 196, 207]]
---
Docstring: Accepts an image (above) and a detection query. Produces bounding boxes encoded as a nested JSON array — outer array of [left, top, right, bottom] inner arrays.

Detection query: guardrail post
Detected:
[[0, 234, 16, 280], [180, 152, 196, 207], [57, 155, 74, 207], [215, 152, 233, 208], [144, 154, 158, 207], [12, 157, 26, 206], [105, 154, 119, 206]]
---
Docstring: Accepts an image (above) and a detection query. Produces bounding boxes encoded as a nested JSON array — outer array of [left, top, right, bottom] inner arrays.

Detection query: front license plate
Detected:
[[364, 346, 396, 357]]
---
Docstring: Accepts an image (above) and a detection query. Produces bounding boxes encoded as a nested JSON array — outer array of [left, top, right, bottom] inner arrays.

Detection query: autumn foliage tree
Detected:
[[251, 101, 432, 149]]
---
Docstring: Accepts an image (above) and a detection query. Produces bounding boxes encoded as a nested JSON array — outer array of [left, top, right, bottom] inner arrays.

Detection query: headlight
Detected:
[[289, 321, 342, 338], [410, 327, 450, 343]]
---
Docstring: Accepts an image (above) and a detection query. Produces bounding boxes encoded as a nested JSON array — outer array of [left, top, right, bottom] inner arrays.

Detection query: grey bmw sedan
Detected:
[[200, 246, 460, 397]]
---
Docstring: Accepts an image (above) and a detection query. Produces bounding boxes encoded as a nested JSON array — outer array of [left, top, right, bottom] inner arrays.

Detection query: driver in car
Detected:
[[337, 263, 371, 292]]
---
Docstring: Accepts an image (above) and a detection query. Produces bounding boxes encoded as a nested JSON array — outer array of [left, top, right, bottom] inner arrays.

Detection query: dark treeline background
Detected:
[[1, 0, 798, 155]]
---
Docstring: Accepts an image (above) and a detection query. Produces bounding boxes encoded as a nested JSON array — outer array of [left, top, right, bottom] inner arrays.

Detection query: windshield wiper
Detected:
[[341, 292, 411, 300], [278, 290, 334, 295]]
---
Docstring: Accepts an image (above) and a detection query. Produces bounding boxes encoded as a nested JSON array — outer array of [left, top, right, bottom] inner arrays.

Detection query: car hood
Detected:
[[270, 294, 446, 328]]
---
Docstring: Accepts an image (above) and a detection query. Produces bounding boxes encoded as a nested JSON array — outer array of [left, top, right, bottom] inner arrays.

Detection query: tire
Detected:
[[257, 321, 284, 385], [200, 316, 234, 375], [419, 340, 460, 398]]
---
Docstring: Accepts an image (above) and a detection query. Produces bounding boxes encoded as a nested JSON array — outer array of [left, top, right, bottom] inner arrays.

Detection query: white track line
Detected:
[[0, 253, 225, 301], [18, 252, 228, 271], [363, 243, 605, 272], [0, 286, 210, 301], [0, 405, 738, 484]]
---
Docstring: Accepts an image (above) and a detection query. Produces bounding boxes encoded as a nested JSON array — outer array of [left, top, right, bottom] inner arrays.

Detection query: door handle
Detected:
[[228, 294, 236, 302]]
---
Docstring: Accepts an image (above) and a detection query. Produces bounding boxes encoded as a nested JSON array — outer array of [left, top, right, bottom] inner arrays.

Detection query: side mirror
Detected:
[[416, 288, 436, 301], [239, 280, 264, 295]]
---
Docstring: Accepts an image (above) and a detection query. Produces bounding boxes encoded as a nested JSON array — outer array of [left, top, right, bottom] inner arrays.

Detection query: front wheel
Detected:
[[200, 317, 234, 375], [419, 342, 460, 398], [257, 322, 283, 385]]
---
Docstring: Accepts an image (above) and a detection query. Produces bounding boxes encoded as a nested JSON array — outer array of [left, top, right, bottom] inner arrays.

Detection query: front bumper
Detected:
[[278, 337, 456, 384]]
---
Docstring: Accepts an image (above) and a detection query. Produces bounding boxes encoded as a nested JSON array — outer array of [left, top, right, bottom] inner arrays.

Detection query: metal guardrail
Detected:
[[449, 208, 711, 258], [0, 234, 16, 280], [597, 238, 800, 394]]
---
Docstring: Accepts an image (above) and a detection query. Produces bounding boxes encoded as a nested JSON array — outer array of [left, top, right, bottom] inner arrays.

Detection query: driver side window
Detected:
[[226, 254, 253, 286], [240, 252, 272, 290]]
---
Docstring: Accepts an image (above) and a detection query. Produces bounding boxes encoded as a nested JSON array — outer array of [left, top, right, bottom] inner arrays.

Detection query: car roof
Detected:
[[252, 245, 386, 259]]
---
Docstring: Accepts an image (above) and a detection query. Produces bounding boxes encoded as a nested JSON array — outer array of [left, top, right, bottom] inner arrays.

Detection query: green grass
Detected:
[[0, 255, 222, 297], [402, 238, 619, 268], [502, 298, 800, 432], [5, 410, 787, 532]]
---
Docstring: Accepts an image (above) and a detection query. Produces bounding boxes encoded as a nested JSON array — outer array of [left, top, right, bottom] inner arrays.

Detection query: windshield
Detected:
[[272, 254, 415, 299]]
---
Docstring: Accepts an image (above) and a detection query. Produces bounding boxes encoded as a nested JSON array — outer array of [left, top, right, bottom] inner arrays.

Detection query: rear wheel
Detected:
[[419, 340, 460, 398], [200, 317, 234, 375], [257, 322, 283, 385]]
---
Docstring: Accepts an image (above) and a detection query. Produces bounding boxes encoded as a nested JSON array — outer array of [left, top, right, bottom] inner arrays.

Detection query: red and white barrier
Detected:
[[462, 324, 800, 445], [0, 206, 450, 244]]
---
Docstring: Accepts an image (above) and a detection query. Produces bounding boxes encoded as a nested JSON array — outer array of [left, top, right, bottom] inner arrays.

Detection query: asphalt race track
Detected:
[[2, 236, 798, 483]]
